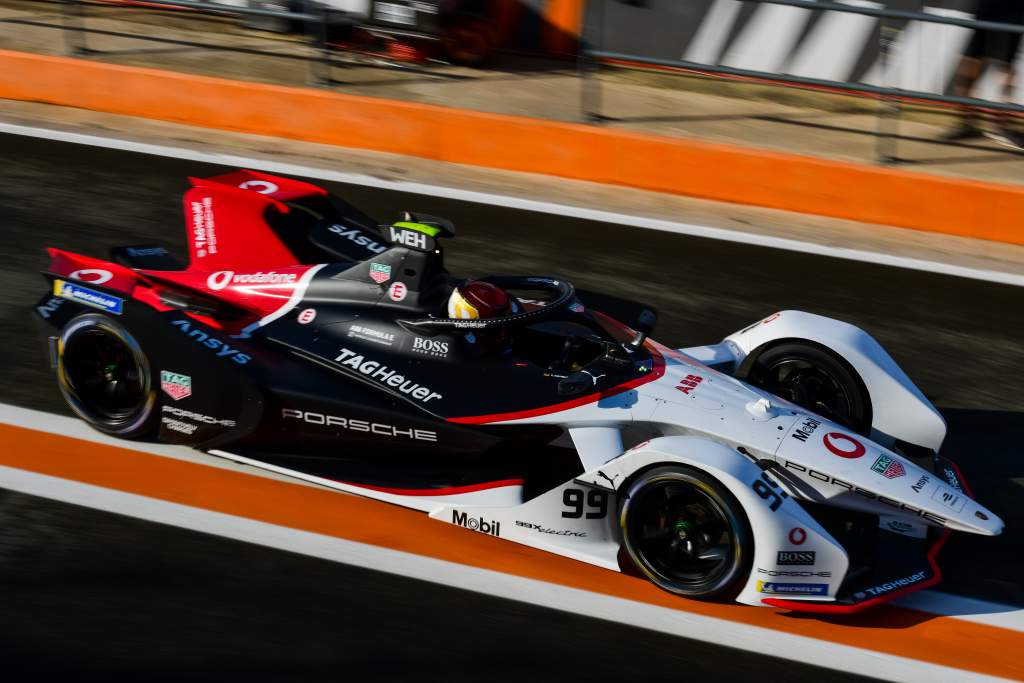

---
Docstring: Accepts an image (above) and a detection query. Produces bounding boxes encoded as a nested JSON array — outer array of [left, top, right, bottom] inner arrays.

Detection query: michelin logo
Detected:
[[53, 279, 123, 315]]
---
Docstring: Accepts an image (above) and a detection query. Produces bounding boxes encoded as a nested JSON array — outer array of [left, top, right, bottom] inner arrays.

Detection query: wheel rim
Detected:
[[623, 474, 743, 596], [58, 317, 153, 432], [757, 357, 855, 428]]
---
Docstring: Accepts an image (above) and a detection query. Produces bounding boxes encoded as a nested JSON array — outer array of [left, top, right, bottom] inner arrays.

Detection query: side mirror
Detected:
[[558, 371, 595, 396]]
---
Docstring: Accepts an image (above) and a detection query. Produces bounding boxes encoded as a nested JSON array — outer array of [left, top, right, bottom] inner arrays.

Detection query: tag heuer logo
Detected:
[[160, 371, 192, 400], [871, 454, 906, 479], [369, 262, 391, 284], [777, 551, 816, 566]]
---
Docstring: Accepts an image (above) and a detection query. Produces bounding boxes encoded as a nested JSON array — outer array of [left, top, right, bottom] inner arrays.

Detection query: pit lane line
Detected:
[[0, 404, 1022, 683], [1, 121, 1022, 289]]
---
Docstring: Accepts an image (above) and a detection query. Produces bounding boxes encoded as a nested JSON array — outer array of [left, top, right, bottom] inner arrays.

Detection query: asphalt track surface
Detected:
[[0, 132, 1022, 678]]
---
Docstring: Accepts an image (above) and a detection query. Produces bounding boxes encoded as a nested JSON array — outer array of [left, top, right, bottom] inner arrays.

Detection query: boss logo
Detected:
[[411, 337, 449, 357], [777, 551, 816, 566]]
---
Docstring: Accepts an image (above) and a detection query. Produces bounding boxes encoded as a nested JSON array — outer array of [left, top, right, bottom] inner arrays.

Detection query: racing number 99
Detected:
[[751, 473, 788, 512], [562, 488, 608, 519]]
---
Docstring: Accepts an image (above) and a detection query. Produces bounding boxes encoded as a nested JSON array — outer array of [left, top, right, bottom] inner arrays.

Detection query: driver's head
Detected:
[[448, 280, 511, 320]]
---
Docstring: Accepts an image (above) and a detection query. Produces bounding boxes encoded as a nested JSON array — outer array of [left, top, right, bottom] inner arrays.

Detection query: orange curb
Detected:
[[1, 49, 1022, 246], [1, 423, 1023, 679]]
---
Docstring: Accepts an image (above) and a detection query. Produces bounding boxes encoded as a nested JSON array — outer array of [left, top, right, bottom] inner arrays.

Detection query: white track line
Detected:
[[0, 463, 1014, 683], [2, 121, 1023, 288], [2, 401, 1024, 635]]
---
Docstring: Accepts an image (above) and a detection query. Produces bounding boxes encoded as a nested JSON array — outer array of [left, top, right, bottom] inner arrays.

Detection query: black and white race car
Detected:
[[33, 169, 1003, 612]]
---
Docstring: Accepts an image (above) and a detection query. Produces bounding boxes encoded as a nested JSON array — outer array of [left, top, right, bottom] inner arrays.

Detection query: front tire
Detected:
[[56, 314, 158, 438], [740, 341, 872, 435], [620, 466, 753, 600]]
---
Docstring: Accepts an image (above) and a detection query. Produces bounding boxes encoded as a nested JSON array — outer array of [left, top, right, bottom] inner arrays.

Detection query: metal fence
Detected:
[[27, 0, 1024, 165], [580, 0, 1024, 164], [55, 0, 362, 87]]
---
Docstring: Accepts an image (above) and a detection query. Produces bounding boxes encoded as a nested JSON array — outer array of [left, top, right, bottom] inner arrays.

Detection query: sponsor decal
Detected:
[[823, 432, 866, 459], [162, 405, 237, 427], [932, 486, 967, 513], [160, 371, 192, 401], [53, 279, 123, 315], [452, 510, 500, 537], [750, 472, 789, 512], [675, 373, 703, 395], [297, 308, 317, 325], [515, 521, 586, 538], [387, 282, 408, 302], [762, 312, 781, 324], [858, 570, 927, 598], [389, 225, 429, 250], [238, 179, 278, 194], [162, 417, 197, 435], [758, 569, 832, 578], [453, 320, 487, 329], [369, 262, 392, 284], [69, 268, 114, 285], [36, 297, 65, 319], [327, 225, 387, 254], [207, 270, 297, 291], [788, 527, 807, 545], [190, 197, 217, 258], [126, 246, 168, 257], [911, 474, 930, 493], [790, 416, 821, 443], [781, 459, 948, 524], [169, 320, 251, 364], [943, 468, 964, 493], [870, 454, 906, 479], [410, 337, 449, 358], [282, 408, 437, 442], [756, 581, 828, 596], [886, 520, 915, 534], [777, 551, 815, 566], [348, 324, 396, 347], [569, 302, 585, 313], [333, 348, 442, 403]]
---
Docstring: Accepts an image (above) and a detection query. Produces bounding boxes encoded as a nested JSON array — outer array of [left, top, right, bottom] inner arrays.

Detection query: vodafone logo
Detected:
[[239, 180, 279, 195], [788, 527, 807, 545], [207, 270, 297, 291], [297, 308, 316, 325], [823, 432, 866, 459], [69, 268, 113, 285], [388, 282, 407, 302]]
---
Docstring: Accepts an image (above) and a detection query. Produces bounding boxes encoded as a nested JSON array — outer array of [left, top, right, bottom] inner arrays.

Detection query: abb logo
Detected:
[[675, 374, 703, 395]]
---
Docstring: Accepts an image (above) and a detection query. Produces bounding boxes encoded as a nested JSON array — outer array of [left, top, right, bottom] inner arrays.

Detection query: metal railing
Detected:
[[55, 0, 346, 86], [580, 0, 1024, 164]]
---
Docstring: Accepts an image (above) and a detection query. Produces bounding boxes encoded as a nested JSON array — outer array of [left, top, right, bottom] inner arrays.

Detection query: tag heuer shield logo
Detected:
[[161, 371, 192, 400]]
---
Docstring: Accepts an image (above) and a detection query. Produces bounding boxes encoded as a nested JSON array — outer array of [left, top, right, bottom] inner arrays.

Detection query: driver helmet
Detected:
[[447, 280, 512, 320]]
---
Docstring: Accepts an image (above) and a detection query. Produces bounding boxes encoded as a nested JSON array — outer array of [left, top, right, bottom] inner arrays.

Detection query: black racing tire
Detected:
[[620, 466, 753, 600], [740, 341, 872, 436], [56, 313, 158, 438]]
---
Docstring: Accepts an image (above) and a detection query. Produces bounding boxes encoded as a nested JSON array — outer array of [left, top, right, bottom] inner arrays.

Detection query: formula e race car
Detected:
[[32, 169, 1003, 612]]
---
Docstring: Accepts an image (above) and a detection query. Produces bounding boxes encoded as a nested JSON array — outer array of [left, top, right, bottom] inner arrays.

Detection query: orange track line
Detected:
[[1, 49, 1023, 246], [0, 423, 1021, 679]]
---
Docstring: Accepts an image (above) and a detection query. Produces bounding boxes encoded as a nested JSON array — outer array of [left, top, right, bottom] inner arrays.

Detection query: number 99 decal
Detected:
[[562, 488, 609, 519], [750, 473, 789, 512]]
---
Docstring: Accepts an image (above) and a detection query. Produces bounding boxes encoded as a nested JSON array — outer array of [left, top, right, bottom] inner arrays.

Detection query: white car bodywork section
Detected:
[[719, 310, 948, 452]]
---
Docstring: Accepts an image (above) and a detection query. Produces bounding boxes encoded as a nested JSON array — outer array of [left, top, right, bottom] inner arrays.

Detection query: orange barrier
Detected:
[[1, 422, 1023, 679], [0, 48, 1022, 245]]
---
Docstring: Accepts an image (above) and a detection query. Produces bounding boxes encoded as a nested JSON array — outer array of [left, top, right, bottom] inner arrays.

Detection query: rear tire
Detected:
[[620, 466, 753, 600], [57, 314, 158, 438], [740, 341, 872, 436]]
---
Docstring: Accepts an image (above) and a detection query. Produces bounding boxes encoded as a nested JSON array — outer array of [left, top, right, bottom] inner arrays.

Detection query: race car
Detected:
[[32, 169, 1003, 612]]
